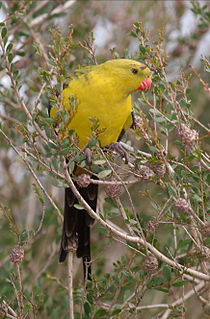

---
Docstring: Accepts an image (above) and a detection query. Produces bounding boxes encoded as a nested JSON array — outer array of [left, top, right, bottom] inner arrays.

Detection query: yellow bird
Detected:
[[50, 59, 151, 280]]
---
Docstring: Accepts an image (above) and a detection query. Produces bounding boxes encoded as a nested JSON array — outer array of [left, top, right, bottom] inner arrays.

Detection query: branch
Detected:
[[0, 128, 63, 221], [63, 164, 210, 282], [67, 252, 74, 319], [160, 280, 205, 319], [30, 1, 76, 28]]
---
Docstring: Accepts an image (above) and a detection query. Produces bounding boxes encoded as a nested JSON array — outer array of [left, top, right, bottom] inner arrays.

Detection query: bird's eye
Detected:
[[131, 68, 138, 75]]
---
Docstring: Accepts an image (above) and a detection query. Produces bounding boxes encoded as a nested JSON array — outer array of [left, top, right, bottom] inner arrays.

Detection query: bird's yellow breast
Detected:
[[62, 72, 132, 147]]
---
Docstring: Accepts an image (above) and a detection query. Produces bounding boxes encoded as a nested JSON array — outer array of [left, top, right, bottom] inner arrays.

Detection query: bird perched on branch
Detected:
[[49, 59, 151, 281]]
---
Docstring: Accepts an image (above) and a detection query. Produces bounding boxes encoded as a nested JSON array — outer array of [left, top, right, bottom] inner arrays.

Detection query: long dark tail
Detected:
[[59, 179, 98, 281]]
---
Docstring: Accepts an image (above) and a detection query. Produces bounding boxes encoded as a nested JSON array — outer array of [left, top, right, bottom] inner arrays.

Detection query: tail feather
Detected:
[[59, 179, 98, 281]]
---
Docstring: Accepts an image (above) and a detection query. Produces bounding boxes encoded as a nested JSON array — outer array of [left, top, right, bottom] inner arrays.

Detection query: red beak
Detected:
[[138, 78, 152, 91]]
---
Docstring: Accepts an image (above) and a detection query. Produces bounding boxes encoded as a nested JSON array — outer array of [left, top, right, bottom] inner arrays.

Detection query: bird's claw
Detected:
[[83, 147, 92, 166], [108, 142, 129, 164]]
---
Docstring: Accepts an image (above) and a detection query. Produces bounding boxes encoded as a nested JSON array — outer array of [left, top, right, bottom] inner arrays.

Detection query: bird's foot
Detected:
[[108, 142, 129, 164], [83, 147, 92, 166], [64, 234, 78, 251]]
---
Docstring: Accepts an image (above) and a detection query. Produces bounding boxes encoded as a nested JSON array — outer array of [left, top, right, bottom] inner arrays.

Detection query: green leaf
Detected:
[[148, 145, 160, 153], [3, 35, 8, 46], [84, 301, 91, 316], [156, 287, 169, 293], [111, 309, 121, 315], [134, 22, 140, 28], [124, 207, 130, 219], [1, 27, 7, 38], [68, 161, 75, 174], [44, 117, 56, 124], [139, 44, 146, 54], [23, 303, 31, 315], [172, 280, 186, 287], [74, 203, 84, 210], [147, 276, 163, 289], [154, 116, 165, 123], [49, 58, 57, 67], [13, 69, 19, 78], [149, 108, 160, 115], [88, 140, 98, 147], [61, 148, 69, 155], [163, 266, 172, 282], [53, 158, 58, 171], [6, 43, 13, 53], [93, 159, 106, 165], [95, 309, 107, 317], [74, 155, 86, 162], [20, 230, 28, 244], [33, 184, 44, 204], [167, 184, 176, 197], [98, 169, 112, 179], [8, 52, 13, 63]]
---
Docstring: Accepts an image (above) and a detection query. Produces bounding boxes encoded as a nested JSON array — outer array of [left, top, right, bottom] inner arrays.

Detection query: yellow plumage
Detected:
[[50, 59, 150, 147]]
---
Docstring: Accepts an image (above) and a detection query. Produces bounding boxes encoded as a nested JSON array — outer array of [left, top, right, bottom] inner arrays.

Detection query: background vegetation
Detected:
[[0, 1, 209, 318]]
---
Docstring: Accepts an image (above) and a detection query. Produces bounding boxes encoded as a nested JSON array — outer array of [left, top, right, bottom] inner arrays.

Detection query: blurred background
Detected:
[[0, 1, 209, 318]]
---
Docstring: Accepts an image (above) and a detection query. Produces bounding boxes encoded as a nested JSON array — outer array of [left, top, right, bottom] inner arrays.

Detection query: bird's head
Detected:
[[102, 59, 151, 94]]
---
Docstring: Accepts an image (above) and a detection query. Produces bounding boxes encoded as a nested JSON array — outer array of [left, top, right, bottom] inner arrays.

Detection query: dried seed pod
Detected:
[[154, 146, 166, 160], [76, 174, 91, 188], [199, 221, 210, 237], [0, 302, 7, 317], [134, 115, 144, 130], [175, 123, 198, 145], [10, 245, 24, 264], [149, 162, 166, 179], [104, 183, 122, 200], [144, 254, 158, 273], [0, 308, 5, 317], [147, 220, 159, 234], [200, 246, 210, 260], [138, 165, 155, 181], [174, 198, 191, 214]]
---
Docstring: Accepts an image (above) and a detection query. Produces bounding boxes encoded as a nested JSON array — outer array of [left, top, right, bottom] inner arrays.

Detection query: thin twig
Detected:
[[160, 280, 205, 319], [67, 251, 74, 319], [63, 162, 210, 282], [0, 128, 63, 221], [30, 1, 76, 28], [16, 263, 24, 318]]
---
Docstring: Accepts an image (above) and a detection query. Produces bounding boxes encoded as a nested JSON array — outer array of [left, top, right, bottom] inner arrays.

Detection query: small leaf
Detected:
[[95, 309, 107, 317], [156, 287, 169, 293], [154, 116, 165, 123], [3, 35, 8, 46], [98, 169, 112, 179], [172, 280, 186, 287], [6, 43, 13, 53], [68, 161, 75, 174], [74, 203, 84, 210], [61, 148, 69, 155], [149, 108, 160, 115], [84, 301, 91, 315], [163, 266, 172, 282], [23, 303, 31, 315], [88, 139, 98, 147], [1, 27, 7, 38], [8, 52, 13, 63], [139, 44, 146, 54], [53, 158, 58, 171], [124, 207, 130, 219], [111, 309, 121, 315], [93, 159, 106, 165]]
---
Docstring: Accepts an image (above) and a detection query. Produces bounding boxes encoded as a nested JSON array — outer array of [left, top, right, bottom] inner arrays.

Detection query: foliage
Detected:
[[0, 1, 209, 319]]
